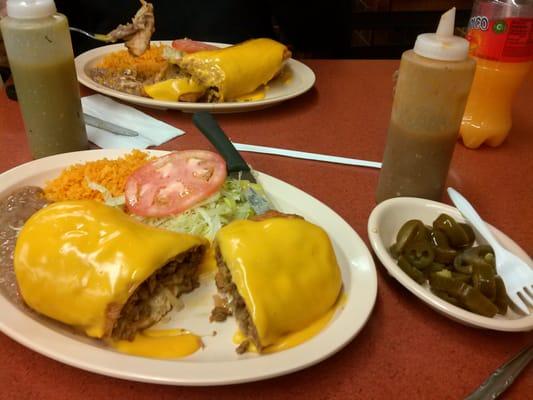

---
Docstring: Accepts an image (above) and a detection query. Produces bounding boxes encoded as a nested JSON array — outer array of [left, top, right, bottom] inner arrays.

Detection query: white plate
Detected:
[[367, 197, 533, 332], [0, 149, 377, 385], [75, 41, 316, 113]]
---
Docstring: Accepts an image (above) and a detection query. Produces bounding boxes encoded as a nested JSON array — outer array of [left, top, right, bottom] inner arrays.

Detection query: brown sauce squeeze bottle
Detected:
[[376, 8, 476, 203]]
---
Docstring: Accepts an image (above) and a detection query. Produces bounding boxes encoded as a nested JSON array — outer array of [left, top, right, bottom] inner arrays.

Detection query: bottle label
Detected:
[[466, 16, 533, 62]]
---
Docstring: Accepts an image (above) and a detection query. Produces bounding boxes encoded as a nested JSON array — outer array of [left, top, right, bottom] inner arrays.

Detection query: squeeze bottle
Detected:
[[0, 0, 88, 159], [376, 8, 476, 203], [460, 0, 533, 149]]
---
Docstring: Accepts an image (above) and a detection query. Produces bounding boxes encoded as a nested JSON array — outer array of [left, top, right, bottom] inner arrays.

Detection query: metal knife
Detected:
[[464, 344, 533, 400], [192, 111, 272, 215], [83, 113, 139, 137], [5, 85, 139, 138]]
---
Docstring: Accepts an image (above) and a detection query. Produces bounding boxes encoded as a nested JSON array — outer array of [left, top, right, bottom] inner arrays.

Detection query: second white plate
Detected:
[[0, 149, 377, 385], [75, 42, 316, 113], [367, 197, 533, 332]]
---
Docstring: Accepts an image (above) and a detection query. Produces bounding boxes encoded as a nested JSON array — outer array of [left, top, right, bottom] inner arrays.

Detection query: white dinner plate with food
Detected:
[[367, 197, 533, 332], [0, 149, 376, 385], [75, 41, 316, 113]]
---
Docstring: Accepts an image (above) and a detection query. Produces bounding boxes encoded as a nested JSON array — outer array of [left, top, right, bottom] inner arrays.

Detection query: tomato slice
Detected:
[[171, 39, 219, 53], [125, 150, 227, 217]]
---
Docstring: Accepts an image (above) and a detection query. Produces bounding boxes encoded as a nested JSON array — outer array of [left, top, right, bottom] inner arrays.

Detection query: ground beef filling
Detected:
[[111, 246, 203, 341], [214, 245, 261, 353], [209, 294, 232, 323]]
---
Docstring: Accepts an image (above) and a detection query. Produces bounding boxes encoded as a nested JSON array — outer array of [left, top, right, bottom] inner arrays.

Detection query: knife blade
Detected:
[[464, 344, 533, 400], [192, 111, 273, 215], [83, 113, 139, 137]]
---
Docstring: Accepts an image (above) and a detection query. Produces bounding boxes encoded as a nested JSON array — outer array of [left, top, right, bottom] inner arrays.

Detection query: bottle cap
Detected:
[[6, 0, 57, 19], [413, 8, 469, 61]]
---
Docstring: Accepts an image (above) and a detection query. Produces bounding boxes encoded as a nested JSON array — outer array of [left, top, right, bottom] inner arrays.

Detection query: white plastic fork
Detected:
[[447, 187, 533, 315]]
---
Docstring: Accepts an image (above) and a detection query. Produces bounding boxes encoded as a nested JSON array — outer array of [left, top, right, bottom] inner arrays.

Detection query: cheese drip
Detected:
[[198, 244, 218, 276], [179, 38, 288, 101], [143, 77, 206, 101], [111, 328, 202, 358], [233, 294, 346, 353], [233, 85, 266, 102], [14, 200, 206, 338], [216, 217, 342, 348]]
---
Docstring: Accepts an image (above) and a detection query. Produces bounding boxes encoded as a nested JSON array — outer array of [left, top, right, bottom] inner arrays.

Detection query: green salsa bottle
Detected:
[[0, 0, 88, 159]]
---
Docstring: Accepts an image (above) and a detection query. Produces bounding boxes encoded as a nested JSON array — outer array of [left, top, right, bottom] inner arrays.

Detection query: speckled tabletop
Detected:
[[0, 60, 531, 400]]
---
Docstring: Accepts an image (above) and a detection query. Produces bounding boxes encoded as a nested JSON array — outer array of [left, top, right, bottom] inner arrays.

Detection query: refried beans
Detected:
[[0, 186, 49, 304]]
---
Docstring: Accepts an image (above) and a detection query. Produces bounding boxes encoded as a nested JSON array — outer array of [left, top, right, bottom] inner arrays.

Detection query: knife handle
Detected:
[[192, 111, 250, 174]]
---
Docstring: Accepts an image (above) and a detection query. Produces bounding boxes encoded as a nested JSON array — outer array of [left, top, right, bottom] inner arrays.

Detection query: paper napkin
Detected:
[[81, 94, 184, 149]]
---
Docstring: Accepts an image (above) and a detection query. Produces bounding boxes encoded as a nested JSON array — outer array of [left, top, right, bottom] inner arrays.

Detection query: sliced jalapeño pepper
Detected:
[[389, 243, 401, 259], [454, 245, 495, 275], [404, 240, 435, 269], [459, 223, 476, 248], [483, 251, 496, 269], [394, 220, 425, 253], [430, 288, 462, 307], [451, 271, 472, 284], [397, 255, 426, 284], [427, 262, 447, 273], [472, 261, 496, 301], [391, 214, 506, 317], [429, 228, 458, 264], [429, 273, 498, 317], [433, 214, 471, 249], [453, 256, 472, 274], [493, 276, 508, 315]]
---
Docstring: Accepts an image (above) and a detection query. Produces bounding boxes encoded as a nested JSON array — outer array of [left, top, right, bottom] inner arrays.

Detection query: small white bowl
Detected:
[[367, 197, 533, 332]]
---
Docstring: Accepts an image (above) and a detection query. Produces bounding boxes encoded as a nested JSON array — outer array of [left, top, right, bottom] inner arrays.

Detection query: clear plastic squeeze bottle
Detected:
[[460, 0, 533, 149], [0, 0, 88, 159], [376, 8, 476, 203]]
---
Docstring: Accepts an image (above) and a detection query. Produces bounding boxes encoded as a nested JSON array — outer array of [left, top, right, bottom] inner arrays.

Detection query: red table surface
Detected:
[[0, 60, 532, 400]]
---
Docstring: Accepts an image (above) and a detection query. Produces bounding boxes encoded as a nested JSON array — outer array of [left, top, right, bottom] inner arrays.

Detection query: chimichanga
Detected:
[[14, 200, 207, 340], [143, 38, 291, 102], [214, 213, 342, 353]]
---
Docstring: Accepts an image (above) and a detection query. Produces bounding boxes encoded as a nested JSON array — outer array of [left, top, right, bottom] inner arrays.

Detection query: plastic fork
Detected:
[[447, 187, 533, 315], [69, 27, 111, 42]]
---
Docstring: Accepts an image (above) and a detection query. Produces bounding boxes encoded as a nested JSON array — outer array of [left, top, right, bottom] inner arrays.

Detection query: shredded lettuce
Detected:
[[162, 46, 184, 64], [87, 178, 257, 241], [86, 179, 126, 207], [138, 179, 256, 241]]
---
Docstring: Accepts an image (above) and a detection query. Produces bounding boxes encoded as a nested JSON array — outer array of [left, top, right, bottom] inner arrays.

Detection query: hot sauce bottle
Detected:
[[0, 0, 88, 159], [376, 8, 476, 203]]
